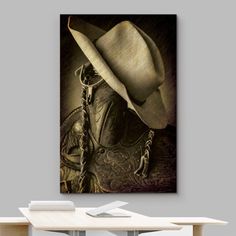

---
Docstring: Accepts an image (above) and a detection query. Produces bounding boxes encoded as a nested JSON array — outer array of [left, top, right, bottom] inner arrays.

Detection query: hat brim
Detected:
[[68, 17, 168, 129]]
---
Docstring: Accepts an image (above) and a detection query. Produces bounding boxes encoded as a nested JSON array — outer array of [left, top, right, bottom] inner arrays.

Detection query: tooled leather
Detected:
[[60, 106, 176, 192], [87, 108, 176, 192], [60, 76, 176, 193]]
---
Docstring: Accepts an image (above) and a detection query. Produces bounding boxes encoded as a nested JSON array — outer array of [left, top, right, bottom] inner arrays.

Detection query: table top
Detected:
[[0, 217, 29, 225], [19, 208, 227, 231], [157, 217, 227, 225], [19, 208, 182, 231]]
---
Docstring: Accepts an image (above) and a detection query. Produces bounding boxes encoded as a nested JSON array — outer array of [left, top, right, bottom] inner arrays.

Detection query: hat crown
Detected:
[[68, 17, 168, 129], [95, 21, 165, 103]]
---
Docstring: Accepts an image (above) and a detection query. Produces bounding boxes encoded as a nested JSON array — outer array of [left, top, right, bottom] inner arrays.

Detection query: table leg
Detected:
[[28, 224, 33, 236], [127, 231, 139, 236], [193, 225, 203, 236], [68, 231, 86, 236]]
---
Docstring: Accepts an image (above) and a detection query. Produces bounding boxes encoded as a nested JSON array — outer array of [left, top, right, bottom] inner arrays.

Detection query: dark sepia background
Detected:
[[60, 15, 177, 193]]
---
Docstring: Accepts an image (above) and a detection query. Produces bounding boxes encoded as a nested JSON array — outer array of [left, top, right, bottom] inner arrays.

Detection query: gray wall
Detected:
[[0, 1, 235, 236]]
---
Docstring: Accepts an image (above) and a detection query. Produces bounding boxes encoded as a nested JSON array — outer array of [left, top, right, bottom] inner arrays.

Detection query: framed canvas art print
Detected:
[[60, 15, 177, 193]]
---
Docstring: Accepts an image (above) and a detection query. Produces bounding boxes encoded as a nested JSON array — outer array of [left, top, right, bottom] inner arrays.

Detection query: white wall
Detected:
[[0, 1, 235, 236]]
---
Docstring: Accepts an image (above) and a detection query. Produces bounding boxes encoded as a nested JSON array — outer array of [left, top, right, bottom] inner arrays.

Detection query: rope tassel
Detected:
[[134, 130, 155, 178], [76, 64, 103, 192]]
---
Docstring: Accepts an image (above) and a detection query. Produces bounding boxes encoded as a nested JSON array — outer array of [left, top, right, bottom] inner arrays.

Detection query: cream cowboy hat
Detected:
[[68, 16, 168, 129]]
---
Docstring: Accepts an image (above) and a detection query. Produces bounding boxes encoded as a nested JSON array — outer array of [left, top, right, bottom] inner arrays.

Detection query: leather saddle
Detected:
[[60, 64, 176, 193]]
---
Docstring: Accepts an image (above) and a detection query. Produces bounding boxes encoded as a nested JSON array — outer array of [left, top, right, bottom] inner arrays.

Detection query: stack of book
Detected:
[[28, 201, 75, 211]]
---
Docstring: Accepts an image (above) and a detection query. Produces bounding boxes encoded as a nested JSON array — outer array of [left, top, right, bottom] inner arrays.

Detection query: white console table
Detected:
[[20, 207, 181, 236], [17, 208, 227, 236]]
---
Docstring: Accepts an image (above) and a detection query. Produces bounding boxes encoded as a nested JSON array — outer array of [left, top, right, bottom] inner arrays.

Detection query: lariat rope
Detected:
[[78, 75, 90, 192], [78, 65, 102, 192]]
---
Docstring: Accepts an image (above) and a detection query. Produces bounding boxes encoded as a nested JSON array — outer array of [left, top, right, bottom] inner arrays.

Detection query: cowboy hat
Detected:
[[68, 16, 168, 129]]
